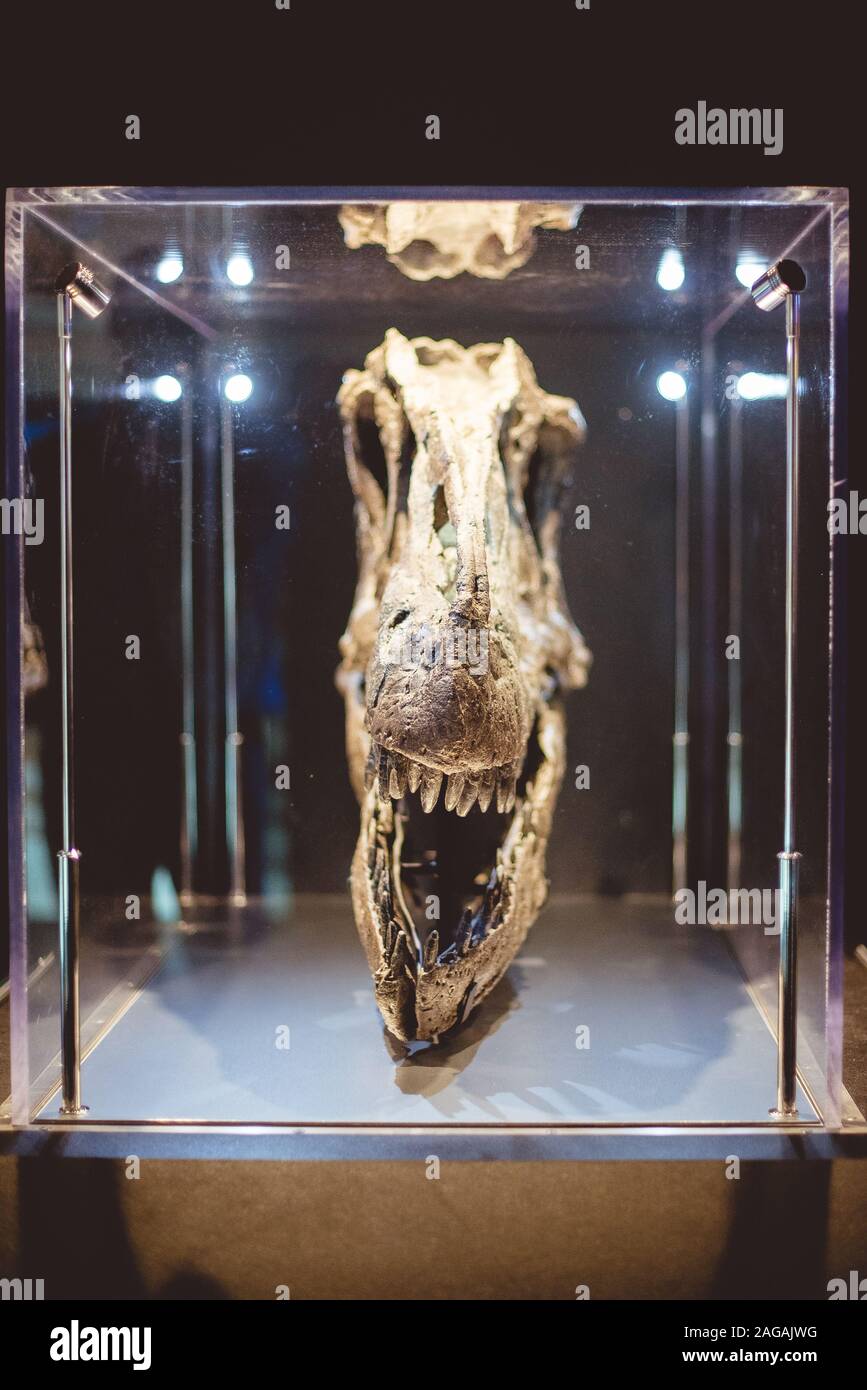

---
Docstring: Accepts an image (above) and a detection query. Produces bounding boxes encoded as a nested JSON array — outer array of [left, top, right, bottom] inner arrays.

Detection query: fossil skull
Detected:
[[339, 202, 582, 280], [336, 330, 590, 1043]]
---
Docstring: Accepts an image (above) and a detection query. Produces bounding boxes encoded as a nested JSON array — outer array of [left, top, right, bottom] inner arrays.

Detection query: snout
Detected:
[[365, 612, 530, 773]]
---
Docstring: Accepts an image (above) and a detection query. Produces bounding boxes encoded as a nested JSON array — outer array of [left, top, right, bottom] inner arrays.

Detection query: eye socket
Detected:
[[432, 485, 449, 533], [498, 417, 515, 471], [524, 446, 554, 554], [390, 610, 410, 628], [357, 414, 389, 497], [394, 429, 414, 514], [356, 406, 415, 521]]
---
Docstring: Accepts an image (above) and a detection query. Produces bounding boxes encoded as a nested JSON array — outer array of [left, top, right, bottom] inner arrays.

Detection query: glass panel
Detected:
[[708, 206, 839, 1120], [5, 189, 848, 1128], [14, 207, 205, 1116]]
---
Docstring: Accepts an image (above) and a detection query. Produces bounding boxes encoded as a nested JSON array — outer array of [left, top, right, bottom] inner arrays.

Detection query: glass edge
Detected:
[[825, 199, 849, 1123], [4, 185, 852, 208], [4, 196, 30, 1124]]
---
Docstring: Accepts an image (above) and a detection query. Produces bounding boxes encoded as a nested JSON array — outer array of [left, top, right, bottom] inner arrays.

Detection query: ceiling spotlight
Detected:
[[736, 372, 788, 401], [656, 370, 687, 402], [156, 254, 184, 284], [54, 262, 112, 319], [657, 248, 685, 292], [226, 253, 254, 287], [224, 373, 253, 403], [749, 259, 807, 313], [153, 374, 183, 402]]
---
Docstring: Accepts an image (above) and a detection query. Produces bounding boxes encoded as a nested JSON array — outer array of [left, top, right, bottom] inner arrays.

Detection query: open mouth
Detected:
[[357, 697, 562, 1040]]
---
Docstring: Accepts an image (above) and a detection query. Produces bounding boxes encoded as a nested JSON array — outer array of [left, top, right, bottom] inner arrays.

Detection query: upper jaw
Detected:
[[362, 599, 533, 816], [364, 741, 522, 816], [363, 605, 532, 779]]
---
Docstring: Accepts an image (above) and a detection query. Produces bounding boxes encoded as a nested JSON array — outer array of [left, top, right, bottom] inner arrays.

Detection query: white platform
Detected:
[[38, 896, 815, 1126]]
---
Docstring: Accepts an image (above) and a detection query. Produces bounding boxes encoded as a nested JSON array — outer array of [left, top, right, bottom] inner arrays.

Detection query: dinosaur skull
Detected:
[[338, 201, 582, 280], [336, 330, 590, 1044]]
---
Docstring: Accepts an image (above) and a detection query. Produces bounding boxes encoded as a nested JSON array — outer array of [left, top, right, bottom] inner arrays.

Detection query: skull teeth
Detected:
[[456, 777, 479, 817], [369, 741, 521, 816], [444, 773, 465, 813], [364, 745, 377, 791], [420, 768, 443, 813], [496, 764, 519, 814], [477, 769, 496, 814], [369, 745, 388, 799], [388, 753, 407, 800], [422, 928, 439, 970]]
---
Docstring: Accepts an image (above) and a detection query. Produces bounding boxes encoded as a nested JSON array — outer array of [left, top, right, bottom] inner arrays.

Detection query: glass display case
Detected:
[[3, 185, 856, 1133]]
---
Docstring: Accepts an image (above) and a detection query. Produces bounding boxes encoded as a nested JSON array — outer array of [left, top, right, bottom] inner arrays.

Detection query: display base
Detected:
[[35, 895, 815, 1126]]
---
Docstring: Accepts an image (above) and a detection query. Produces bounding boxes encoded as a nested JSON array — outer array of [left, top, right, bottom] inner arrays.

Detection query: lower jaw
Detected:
[[350, 699, 568, 1042]]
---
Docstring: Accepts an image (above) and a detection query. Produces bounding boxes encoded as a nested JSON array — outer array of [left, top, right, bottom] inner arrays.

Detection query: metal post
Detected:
[[220, 389, 246, 905], [179, 365, 198, 904], [56, 289, 84, 1115], [53, 263, 111, 1116], [726, 384, 743, 892], [775, 291, 802, 1117], [750, 260, 806, 1119], [672, 387, 690, 894]]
